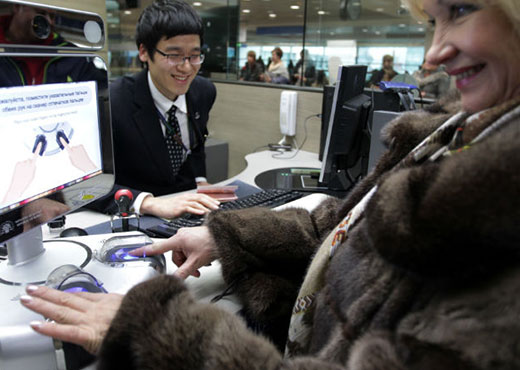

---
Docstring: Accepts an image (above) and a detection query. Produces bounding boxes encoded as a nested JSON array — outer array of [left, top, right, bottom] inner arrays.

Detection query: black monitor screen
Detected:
[[319, 65, 371, 191]]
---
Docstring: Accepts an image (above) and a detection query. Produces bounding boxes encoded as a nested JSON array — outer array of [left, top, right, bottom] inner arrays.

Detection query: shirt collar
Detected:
[[147, 71, 188, 115]]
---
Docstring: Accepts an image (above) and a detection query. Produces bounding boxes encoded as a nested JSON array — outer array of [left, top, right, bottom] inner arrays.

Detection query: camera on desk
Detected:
[[46, 264, 106, 293], [95, 233, 165, 272]]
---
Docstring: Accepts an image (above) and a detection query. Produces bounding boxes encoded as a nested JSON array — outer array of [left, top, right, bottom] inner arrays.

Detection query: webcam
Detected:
[[31, 14, 51, 39]]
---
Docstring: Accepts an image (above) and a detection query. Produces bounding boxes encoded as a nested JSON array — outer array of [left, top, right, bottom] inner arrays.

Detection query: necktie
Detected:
[[164, 105, 184, 176]]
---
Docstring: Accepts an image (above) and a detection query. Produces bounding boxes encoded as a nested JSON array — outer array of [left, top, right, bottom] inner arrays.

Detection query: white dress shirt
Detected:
[[131, 72, 207, 214]]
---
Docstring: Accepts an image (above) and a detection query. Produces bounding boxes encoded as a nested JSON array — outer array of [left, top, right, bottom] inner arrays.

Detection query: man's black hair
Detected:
[[135, 0, 204, 62]]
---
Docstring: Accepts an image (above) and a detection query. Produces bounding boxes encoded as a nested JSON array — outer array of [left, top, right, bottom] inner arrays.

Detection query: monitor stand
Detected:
[[254, 167, 352, 198], [0, 226, 90, 286], [254, 167, 320, 191]]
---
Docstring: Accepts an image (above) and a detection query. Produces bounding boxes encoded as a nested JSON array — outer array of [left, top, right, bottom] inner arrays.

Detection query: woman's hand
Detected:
[[131, 226, 217, 279], [140, 193, 220, 219], [20, 285, 123, 355]]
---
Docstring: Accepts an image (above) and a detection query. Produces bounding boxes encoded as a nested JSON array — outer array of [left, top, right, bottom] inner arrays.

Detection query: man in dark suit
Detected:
[[92, 0, 220, 219]]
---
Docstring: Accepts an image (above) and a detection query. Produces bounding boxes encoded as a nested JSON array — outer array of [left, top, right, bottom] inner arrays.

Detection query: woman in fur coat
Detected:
[[22, 0, 520, 369]]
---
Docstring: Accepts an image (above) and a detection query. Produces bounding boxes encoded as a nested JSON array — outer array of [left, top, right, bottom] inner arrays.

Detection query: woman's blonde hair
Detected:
[[402, 0, 520, 37]]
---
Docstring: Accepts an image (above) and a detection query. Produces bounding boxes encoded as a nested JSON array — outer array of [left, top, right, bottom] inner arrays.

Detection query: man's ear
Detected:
[[138, 44, 150, 63]]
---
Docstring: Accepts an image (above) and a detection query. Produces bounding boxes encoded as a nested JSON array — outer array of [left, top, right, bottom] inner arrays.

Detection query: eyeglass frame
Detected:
[[154, 48, 205, 66]]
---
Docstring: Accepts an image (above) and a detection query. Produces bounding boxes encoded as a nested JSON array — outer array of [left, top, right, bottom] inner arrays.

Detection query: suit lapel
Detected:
[[131, 70, 174, 181]]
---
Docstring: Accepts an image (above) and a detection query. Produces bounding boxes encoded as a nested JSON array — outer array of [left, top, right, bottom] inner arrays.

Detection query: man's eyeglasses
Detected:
[[155, 49, 205, 66]]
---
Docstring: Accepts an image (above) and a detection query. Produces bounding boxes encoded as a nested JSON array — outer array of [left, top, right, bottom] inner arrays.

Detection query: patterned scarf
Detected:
[[284, 96, 520, 357]]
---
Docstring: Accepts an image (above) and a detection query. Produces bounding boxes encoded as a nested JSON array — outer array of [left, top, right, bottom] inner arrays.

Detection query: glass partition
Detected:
[[106, 0, 428, 87]]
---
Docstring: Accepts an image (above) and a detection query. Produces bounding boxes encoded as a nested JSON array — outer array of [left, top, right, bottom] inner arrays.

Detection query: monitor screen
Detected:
[[319, 86, 401, 162], [0, 80, 102, 209], [0, 54, 114, 245], [319, 65, 371, 191]]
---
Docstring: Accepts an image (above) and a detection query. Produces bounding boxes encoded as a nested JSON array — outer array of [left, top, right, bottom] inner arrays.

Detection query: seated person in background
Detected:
[[312, 69, 329, 87], [239, 50, 262, 82], [89, 0, 220, 219], [367, 54, 398, 88], [257, 55, 266, 72], [21, 0, 520, 368], [413, 60, 451, 99], [293, 49, 316, 86], [262, 47, 290, 84]]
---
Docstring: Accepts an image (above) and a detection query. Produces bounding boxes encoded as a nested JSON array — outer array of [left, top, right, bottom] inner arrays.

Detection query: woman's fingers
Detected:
[[21, 294, 84, 326], [21, 286, 123, 355]]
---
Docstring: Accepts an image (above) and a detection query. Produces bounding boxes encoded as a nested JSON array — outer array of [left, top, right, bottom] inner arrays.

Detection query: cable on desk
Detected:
[[272, 113, 320, 160], [253, 144, 270, 152]]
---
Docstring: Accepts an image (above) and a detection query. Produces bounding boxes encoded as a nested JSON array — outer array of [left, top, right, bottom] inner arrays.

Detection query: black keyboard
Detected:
[[146, 189, 303, 238]]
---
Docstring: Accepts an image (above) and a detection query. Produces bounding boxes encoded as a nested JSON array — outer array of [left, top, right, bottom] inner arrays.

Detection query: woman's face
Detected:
[[424, 0, 520, 112], [271, 51, 280, 62]]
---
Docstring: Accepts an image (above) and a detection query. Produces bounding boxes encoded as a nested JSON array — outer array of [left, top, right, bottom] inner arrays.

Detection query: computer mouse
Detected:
[[59, 227, 88, 237]]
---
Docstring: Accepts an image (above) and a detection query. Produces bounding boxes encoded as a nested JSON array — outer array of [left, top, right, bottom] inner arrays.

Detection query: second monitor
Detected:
[[255, 65, 372, 195], [318, 65, 372, 192]]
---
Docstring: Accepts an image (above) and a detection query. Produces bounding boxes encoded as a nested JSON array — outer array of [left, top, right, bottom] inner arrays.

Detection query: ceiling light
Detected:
[[269, 13, 277, 18], [242, 9, 250, 13], [317, 10, 325, 15], [376, 8, 384, 12], [193, 2, 202, 6], [290, 5, 300, 10], [124, 10, 132, 15]]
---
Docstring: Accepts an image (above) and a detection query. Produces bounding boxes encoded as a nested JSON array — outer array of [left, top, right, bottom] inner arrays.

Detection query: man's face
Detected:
[[383, 58, 393, 70], [139, 34, 201, 101]]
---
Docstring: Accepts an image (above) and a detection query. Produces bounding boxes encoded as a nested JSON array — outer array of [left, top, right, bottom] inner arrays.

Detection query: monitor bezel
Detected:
[[319, 65, 369, 186], [0, 52, 114, 245]]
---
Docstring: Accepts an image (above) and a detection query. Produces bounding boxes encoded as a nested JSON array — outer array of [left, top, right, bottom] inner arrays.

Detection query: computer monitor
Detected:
[[319, 86, 401, 161], [0, 53, 114, 284], [318, 65, 372, 192], [364, 87, 402, 112], [319, 85, 335, 161]]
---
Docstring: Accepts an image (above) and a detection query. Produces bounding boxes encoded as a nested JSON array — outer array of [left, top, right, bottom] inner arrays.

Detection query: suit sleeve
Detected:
[[188, 78, 217, 179], [83, 76, 145, 214]]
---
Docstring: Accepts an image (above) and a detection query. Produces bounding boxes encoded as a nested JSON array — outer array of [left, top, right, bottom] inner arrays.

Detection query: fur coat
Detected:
[[97, 92, 520, 370]]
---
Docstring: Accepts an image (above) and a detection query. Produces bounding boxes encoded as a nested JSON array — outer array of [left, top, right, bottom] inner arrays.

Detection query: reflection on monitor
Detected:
[[319, 65, 372, 192], [0, 0, 105, 51]]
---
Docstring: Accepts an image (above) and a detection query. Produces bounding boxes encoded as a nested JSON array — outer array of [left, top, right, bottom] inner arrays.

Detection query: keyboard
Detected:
[[146, 189, 303, 238]]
